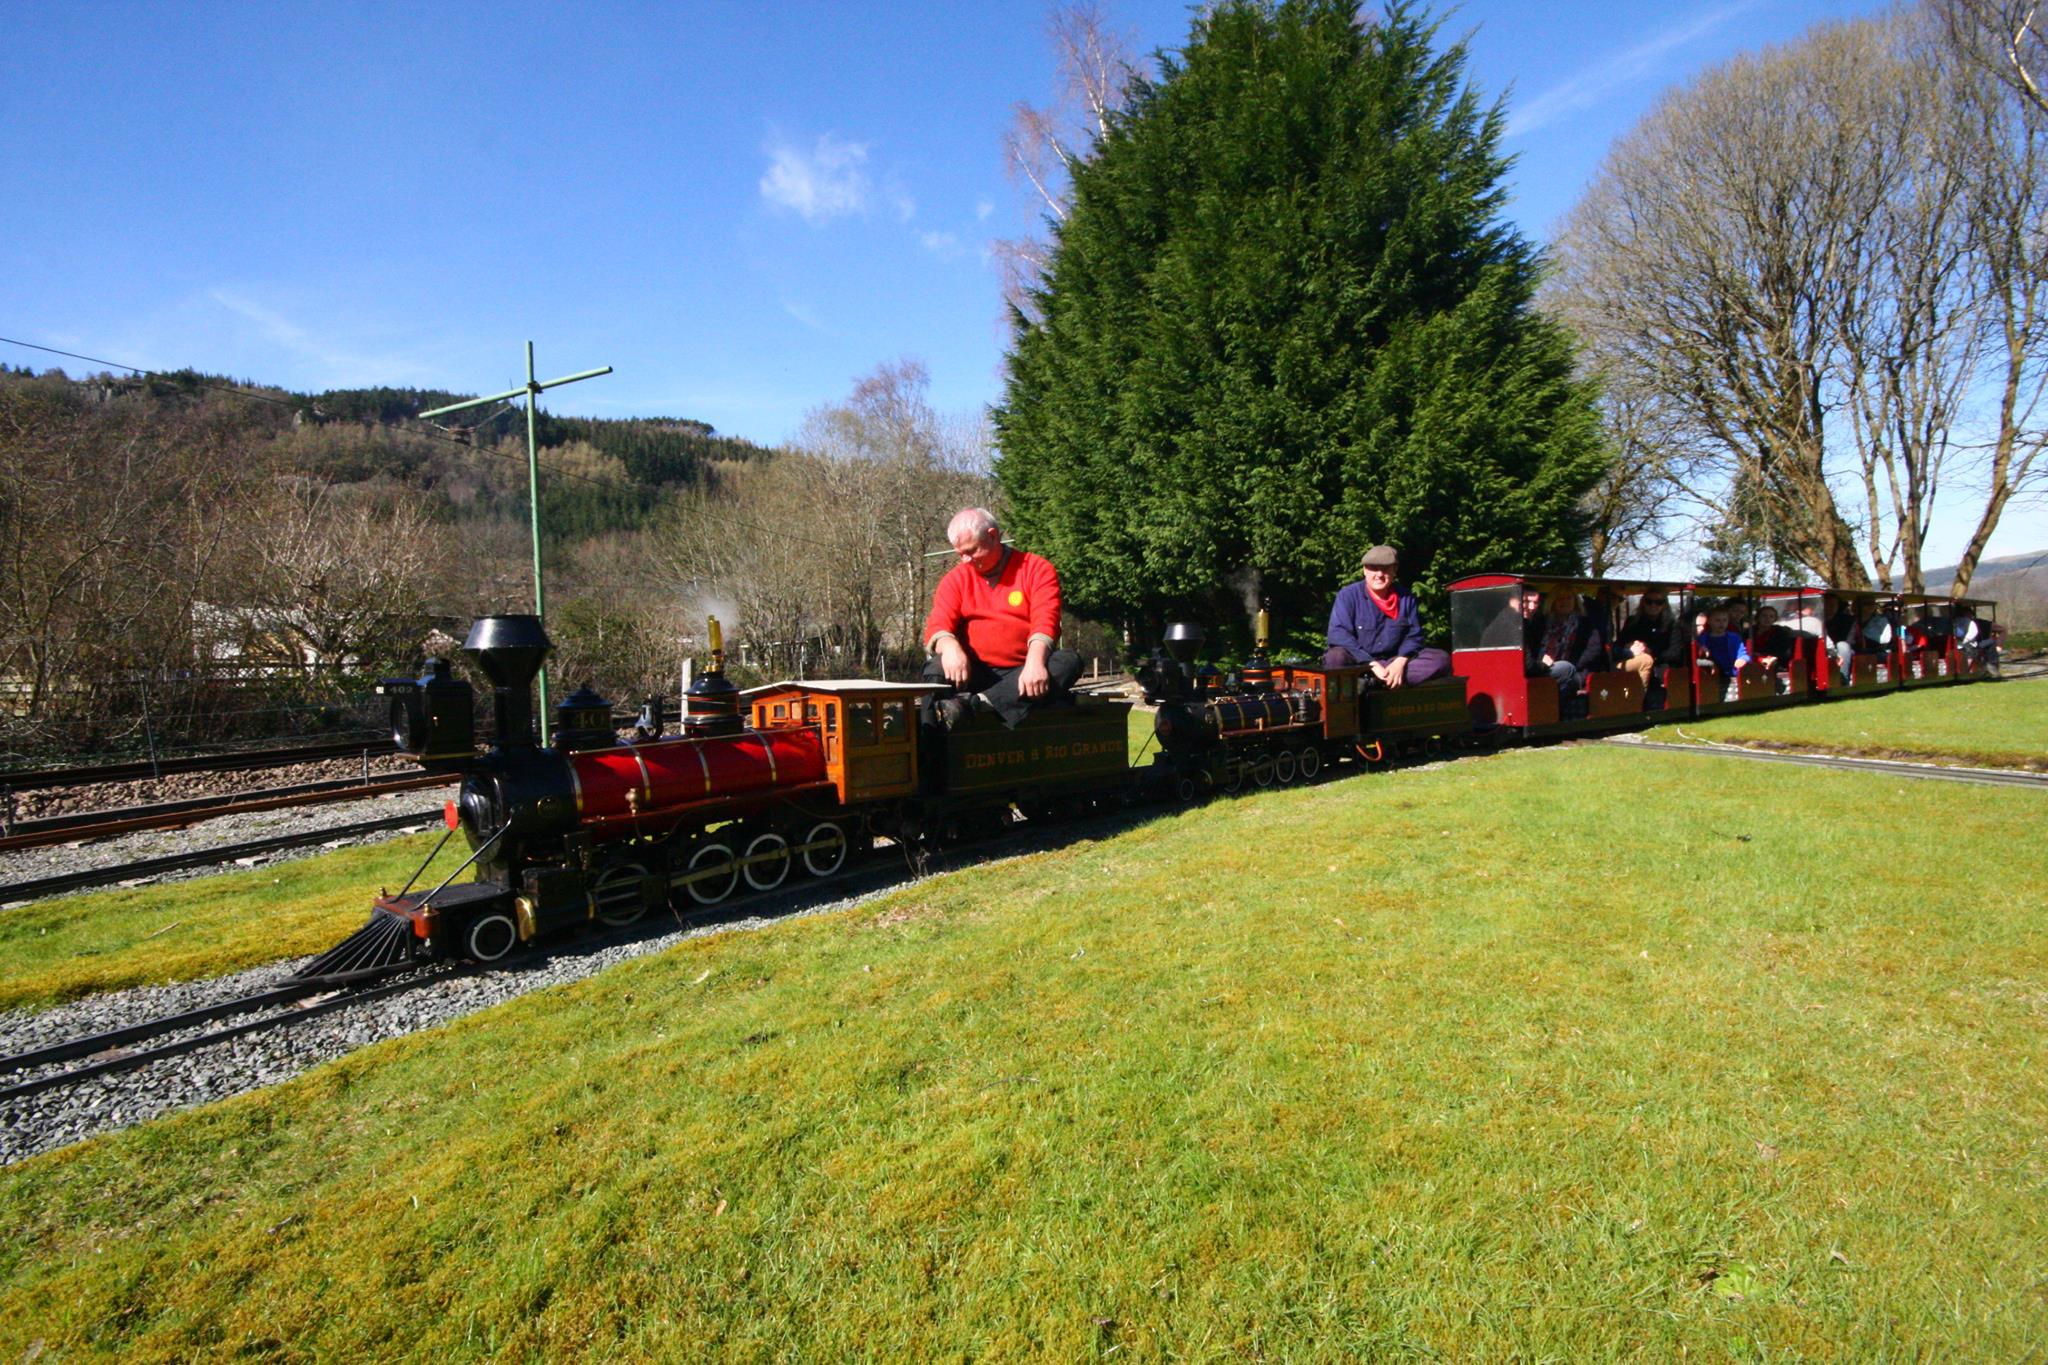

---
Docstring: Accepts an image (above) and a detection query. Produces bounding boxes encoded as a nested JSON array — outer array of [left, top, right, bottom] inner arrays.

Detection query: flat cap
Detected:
[[1361, 544, 1399, 569]]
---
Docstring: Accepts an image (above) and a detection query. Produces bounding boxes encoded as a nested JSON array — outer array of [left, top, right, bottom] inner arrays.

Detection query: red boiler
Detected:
[[566, 727, 830, 833]]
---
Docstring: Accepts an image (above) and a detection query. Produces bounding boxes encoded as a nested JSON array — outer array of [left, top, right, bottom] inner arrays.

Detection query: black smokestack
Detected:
[[463, 614, 551, 750]]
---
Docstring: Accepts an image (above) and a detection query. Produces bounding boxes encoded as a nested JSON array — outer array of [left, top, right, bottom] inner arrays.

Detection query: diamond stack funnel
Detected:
[[1163, 622, 1206, 666]]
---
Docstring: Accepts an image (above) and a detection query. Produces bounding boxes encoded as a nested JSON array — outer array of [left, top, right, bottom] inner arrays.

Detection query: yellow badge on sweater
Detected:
[[1008, 590, 1025, 607]]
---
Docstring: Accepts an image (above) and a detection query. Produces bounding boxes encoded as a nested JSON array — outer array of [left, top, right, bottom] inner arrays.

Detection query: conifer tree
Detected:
[[995, 0, 1607, 648]]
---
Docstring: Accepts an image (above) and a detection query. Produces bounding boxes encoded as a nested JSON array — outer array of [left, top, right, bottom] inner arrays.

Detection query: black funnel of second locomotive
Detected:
[[464, 614, 552, 749], [1163, 622, 1205, 665]]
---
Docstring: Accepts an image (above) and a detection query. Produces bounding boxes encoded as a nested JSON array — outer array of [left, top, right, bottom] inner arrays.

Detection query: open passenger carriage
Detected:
[[1447, 573, 1704, 735], [1441, 572, 1988, 739]]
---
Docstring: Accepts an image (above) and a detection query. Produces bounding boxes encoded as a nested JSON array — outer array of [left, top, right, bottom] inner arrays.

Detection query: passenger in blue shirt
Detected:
[[1697, 606, 1750, 691]]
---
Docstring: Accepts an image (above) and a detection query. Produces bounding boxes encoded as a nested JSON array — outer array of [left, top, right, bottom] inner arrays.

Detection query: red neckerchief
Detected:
[[1366, 583, 1400, 619]]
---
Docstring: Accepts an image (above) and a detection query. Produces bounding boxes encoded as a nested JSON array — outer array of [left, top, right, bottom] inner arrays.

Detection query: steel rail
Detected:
[[0, 810, 442, 906], [6, 772, 439, 840], [1608, 738, 2048, 789], [0, 775, 449, 852]]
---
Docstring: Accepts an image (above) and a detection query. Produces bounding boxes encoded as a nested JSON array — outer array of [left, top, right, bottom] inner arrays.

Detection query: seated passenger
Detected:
[[1613, 590, 1680, 689], [1536, 588, 1604, 716], [1519, 587, 1547, 677], [1824, 595, 1857, 678], [1750, 605, 1799, 692], [1697, 607, 1750, 698], [1322, 544, 1451, 688], [921, 507, 1081, 729], [1750, 606, 1798, 673]]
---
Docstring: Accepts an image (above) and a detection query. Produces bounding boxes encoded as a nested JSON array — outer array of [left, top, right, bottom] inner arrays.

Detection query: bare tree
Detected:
[[1942, 4, 2048, 593], [799, 359, 994, 668], [1575, 383, 1703, 576], [1551, 7, 2048, 594], [1939, 0, 2048, 114], [654, 361, 995, 681], [994, 1, 1142, 321], [236, 484, 438, 676], [0, 379, 252, 740]]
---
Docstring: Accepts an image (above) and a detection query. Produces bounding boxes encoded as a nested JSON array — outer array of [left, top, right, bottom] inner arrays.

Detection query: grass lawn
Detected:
[[1645, 676, 2048, 770], [0, 830, 471, 1010], [2, 745, 2044, 1358]]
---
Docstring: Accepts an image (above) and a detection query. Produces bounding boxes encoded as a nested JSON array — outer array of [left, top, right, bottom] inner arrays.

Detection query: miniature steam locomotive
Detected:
[[310, 612, 1137, 969]]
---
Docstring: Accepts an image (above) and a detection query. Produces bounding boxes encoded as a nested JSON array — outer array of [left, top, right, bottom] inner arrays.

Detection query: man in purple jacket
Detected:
[[1321, 545, 1451, 687]]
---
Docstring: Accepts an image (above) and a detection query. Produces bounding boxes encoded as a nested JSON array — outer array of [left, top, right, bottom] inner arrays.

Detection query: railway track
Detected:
[[0, 808, 444, 906], [0, 964, 472, 1103], [1608, 737, 2048, 789]]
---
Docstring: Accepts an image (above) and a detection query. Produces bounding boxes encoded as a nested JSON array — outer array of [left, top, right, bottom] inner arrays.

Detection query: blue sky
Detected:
[[3, 0, 2040, 568]]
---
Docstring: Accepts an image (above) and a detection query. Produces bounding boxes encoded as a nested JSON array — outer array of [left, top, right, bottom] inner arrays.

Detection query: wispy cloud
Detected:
[[204, 287, 424, 380], [759, 133, 872, 222], [919, 230, 964, 260], [1507, 2, 1757, 138], [975, 198, 994, 222], [781, 298, 830, 333]]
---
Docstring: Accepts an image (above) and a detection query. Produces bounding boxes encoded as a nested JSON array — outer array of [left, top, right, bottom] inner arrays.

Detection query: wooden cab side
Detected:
[[746, 681, 947, 805]]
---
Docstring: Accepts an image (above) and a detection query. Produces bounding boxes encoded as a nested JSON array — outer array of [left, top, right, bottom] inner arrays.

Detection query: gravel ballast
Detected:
[[0, 841, 1013, 1164]]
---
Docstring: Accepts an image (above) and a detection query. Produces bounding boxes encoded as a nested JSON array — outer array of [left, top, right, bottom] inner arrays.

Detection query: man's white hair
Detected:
[[946, 507, 999, 542]]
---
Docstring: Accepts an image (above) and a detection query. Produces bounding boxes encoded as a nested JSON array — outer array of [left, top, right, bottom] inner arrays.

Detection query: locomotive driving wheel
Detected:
[[679, 842, 739, 905], [1297, 746, 1322, 781], [592, 860, 652, 927], [799, 821, 848, 877], [742, 831, 791, 892], [1272, 749, 1297, 784]]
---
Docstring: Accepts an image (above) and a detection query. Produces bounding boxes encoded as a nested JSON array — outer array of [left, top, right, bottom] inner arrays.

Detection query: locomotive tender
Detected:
[[309, 572, 2001, 973]]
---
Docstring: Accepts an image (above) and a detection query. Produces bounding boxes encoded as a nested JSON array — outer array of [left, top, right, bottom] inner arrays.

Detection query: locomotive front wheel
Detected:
[[742, 832, 791, 892], [682, 842, 739, 905], [1252, 756, 1276, 788], [1298, 747, 1322, 781], [593, 861, 652, 927], [1222, 761, 1245, 794], [465, 912, 520, 963], [1273, 749, 1297, 785], [1175, 776, 1200, 803]]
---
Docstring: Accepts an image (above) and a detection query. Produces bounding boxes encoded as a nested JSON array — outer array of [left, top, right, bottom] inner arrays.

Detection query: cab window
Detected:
[[846, 701, 876, 746], [880, 700, 907, 741]]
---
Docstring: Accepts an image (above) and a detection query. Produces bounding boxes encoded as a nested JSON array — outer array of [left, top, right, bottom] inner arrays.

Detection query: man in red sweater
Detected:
[[922, 507, 1082, 727]]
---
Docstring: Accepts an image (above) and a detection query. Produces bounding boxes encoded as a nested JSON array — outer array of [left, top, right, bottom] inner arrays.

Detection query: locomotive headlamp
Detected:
[[377, 658, 476, 771]]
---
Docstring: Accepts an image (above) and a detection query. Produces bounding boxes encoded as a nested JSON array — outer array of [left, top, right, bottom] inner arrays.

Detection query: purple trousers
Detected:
[[1322, 645, 1450, 684]]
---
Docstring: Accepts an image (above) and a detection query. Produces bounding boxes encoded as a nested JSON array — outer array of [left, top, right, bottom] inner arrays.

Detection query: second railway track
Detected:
[[1607, 736, 2048, 788], [0, 772, 446, 850]]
